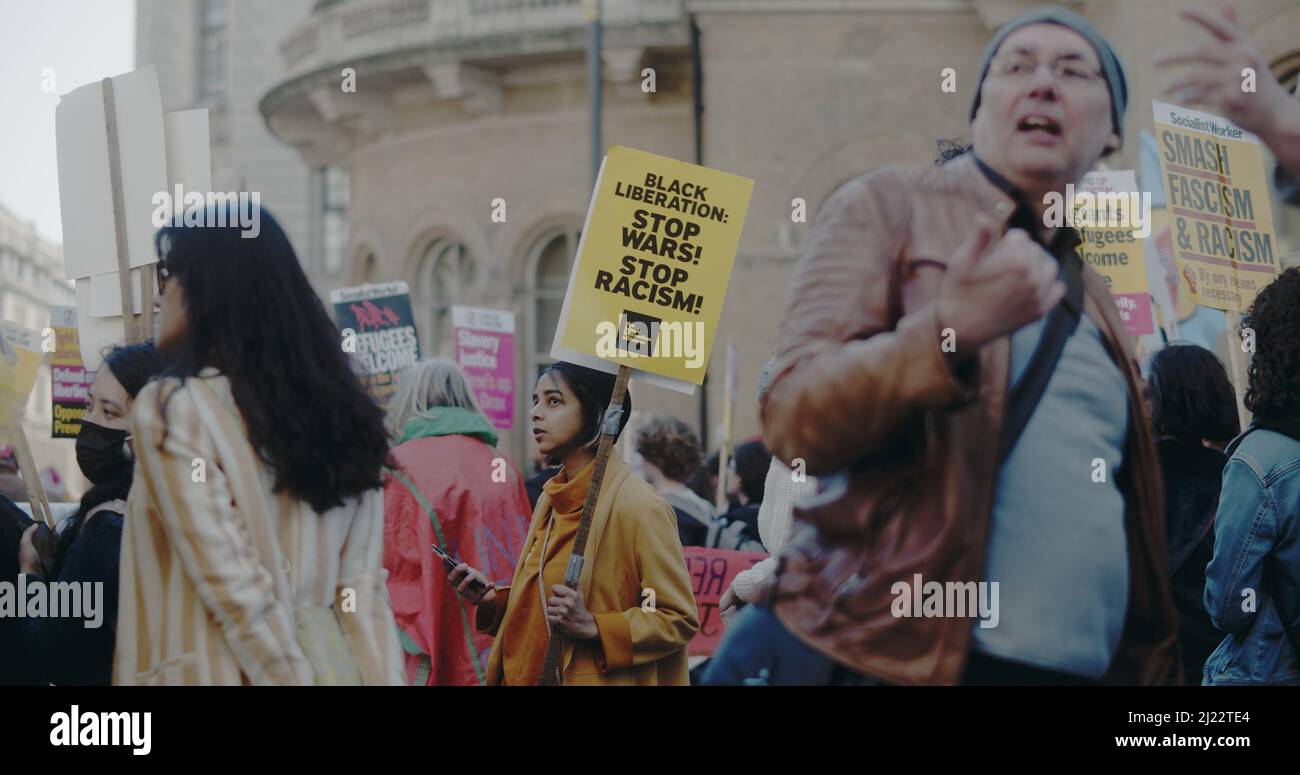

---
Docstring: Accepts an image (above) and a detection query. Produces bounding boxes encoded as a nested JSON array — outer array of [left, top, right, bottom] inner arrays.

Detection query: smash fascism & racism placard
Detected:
[[1153, 102, 1279, 312]]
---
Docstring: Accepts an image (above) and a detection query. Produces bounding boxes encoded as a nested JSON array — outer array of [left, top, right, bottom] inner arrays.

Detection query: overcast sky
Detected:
[[0, 0, 136, 245]]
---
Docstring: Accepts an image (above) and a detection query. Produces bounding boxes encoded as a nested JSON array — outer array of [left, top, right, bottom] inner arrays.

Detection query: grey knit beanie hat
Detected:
[[969, 4, 1128, 141]]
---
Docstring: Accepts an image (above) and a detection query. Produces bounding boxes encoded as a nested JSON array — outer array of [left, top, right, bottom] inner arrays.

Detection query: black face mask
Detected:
[[76, 420, 133, 484]]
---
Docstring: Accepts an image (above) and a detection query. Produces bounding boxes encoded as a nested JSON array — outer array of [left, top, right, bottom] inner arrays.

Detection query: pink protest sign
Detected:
[[1112, 292, 1155, 337], [683, 546, 768, 656], [452, 306, 516, 430]]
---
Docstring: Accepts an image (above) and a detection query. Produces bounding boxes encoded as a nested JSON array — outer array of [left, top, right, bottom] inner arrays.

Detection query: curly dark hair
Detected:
[[153, 204, 391, 513], [1148, 343, 1239, 445], [1242, 267, 1300, 419], [636, 415, 703, 482]]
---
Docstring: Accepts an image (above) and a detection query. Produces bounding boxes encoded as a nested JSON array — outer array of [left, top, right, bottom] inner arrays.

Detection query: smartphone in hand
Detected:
[[433, 543, 488, 595]]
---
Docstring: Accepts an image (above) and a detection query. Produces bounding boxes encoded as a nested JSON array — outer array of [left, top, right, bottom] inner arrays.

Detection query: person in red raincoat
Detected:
[[383, 359, 532, 685]]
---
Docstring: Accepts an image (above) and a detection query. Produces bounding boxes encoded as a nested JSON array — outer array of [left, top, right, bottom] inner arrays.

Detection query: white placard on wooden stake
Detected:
[[55, 66, 167, 280]]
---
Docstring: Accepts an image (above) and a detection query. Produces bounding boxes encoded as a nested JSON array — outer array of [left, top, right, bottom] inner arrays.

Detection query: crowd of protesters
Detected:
[[3, 3, 1300, 686]]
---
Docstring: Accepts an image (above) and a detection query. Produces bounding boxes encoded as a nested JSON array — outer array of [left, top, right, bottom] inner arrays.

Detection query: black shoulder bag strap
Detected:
[[998, 250, 1085, 463]]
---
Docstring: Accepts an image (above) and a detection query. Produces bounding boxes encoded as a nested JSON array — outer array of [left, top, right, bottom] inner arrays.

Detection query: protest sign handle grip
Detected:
[[103, 77, 142, 345], [538, 364, 631, 686]]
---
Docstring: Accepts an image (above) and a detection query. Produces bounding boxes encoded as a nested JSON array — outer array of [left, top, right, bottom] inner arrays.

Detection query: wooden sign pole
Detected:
[[142, 268, 156, 340], [5, 414, 55, 529], [103, 76, 145, 346], [715, 407, 731, 512], [538, 363, 631, 686], [714, 343, 736, 513]]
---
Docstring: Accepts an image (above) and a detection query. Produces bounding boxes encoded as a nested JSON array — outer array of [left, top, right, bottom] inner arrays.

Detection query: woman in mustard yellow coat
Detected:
[[449, 362, 699, 685]]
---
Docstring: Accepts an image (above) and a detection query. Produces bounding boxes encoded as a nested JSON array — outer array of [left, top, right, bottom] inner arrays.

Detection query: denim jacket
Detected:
[[1203, 427, 1300, 685]]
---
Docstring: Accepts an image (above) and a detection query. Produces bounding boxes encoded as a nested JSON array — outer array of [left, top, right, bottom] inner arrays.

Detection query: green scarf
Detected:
[[395, 406, 498, 447]]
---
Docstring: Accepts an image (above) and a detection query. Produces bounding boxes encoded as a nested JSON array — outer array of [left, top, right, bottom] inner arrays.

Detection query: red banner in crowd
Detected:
[[683, 546, 768, 656]]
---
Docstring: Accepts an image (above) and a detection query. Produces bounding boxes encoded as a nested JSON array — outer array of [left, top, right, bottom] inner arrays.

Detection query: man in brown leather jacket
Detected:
[[703, 6, 1176, 686]]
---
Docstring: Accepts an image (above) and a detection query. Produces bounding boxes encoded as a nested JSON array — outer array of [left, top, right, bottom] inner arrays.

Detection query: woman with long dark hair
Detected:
[[114, 204, 403, 685], [448, 362, 698, 685], [16, 343, 170, 685], [1146, 343, 1238, 684]]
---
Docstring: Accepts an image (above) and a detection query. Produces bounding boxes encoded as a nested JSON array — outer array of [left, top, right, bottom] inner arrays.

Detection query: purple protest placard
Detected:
[[452, 306, 515, 430]]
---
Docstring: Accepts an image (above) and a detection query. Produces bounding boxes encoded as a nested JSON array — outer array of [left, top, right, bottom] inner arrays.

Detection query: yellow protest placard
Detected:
[[0, 322, 43, 414], [1153, 102, 1279, 312], [1073, 170, 1154, 336], [550, 145, 753, 391], [0, 323, 56, 527]]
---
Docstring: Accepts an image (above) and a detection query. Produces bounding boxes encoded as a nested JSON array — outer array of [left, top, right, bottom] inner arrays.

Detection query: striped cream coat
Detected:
[[114, 370, 404, 685]]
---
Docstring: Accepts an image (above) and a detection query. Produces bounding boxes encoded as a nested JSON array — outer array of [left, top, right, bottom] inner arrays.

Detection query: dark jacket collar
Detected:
[[974, 154, 1020, 199]]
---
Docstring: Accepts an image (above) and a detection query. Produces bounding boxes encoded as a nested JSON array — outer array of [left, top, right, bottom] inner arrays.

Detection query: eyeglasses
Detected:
[[155, 260, 172, 293], [988, 53, 1104, 85]]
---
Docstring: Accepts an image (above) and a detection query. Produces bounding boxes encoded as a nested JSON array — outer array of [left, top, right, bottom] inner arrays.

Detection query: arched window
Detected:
[[525, 227, 580, 391], [197, 0, 229, 102], [317, 166, 349, 275], [418, 238, 474, 356], [358, 250, 377, 284]]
